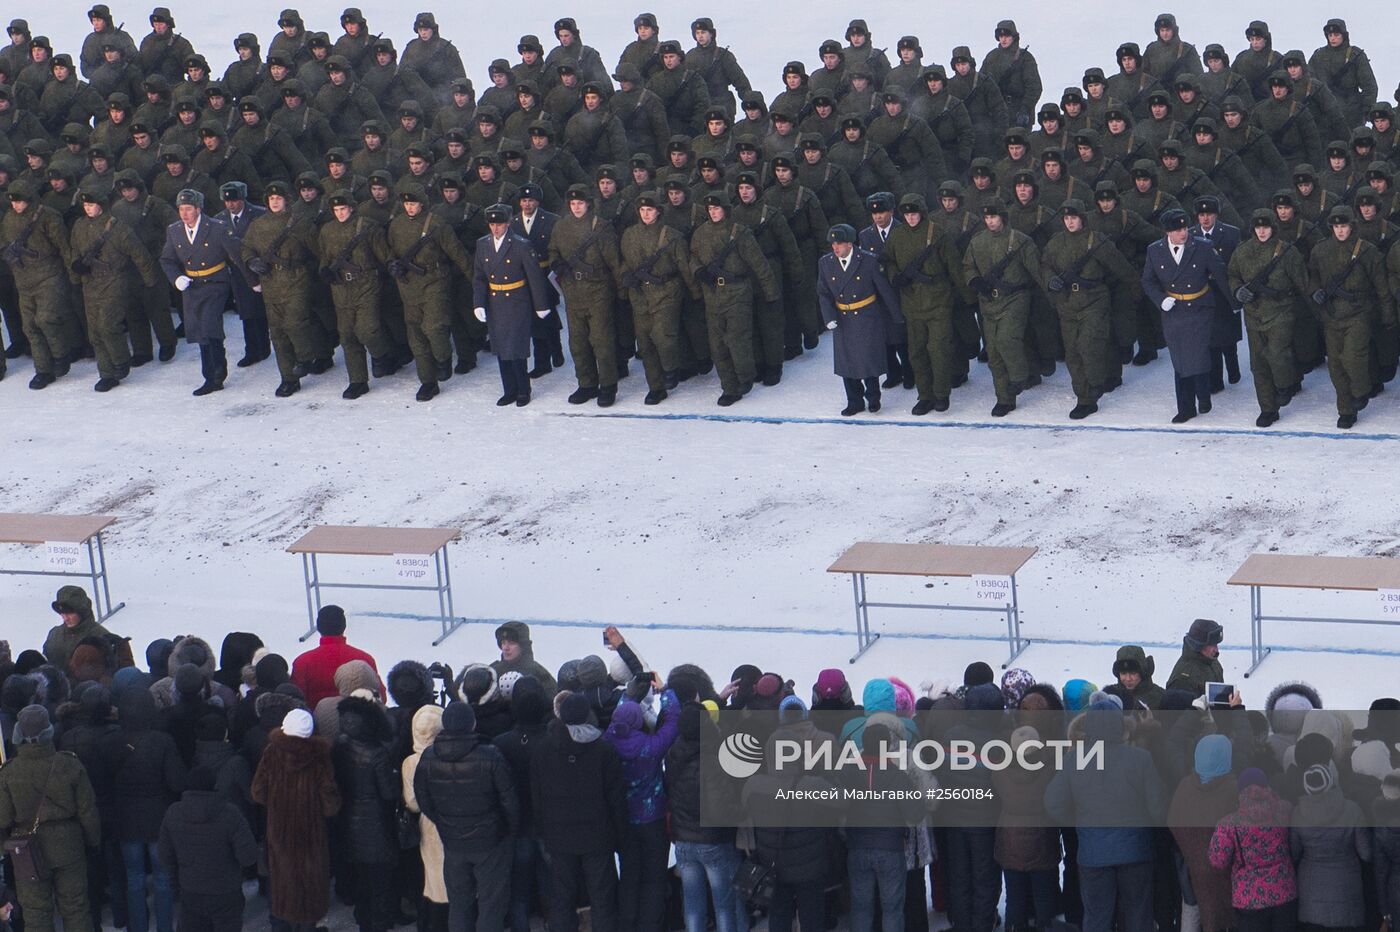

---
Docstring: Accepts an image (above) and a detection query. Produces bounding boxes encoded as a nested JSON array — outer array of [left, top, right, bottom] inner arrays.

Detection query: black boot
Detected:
[[1225, 348, 1241, 384], [882, 346, 902, 388], [1171, 374, 1197, 423], [529, 339, 553, 378], [841, 378, 865, 416], [192, 344, 223, 396]]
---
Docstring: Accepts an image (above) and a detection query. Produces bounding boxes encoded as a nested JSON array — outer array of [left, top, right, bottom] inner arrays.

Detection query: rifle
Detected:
[[1312, 237, 1366, 311], [249, 215, 301, 274], [388, 213, 438, 278], [552, 219, 608, 279], [696, 224, 748, 284], [621, 224, 675, 288], [984, 213, 1058, 286], [326, 219, 376, 277], [72, 216, 118, 274], [1236, 239, 1299, 302], [1048, 232, 1112, 292], [0, 213, 44, 266]]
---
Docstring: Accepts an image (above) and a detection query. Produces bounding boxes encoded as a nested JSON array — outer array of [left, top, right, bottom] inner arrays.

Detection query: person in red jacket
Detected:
[[289, 605, 383, 707]]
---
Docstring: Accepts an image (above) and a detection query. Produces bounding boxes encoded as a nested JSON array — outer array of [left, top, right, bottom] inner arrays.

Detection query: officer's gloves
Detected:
[[175, 275, 192, 291], [1160, 297, 1176, 311]]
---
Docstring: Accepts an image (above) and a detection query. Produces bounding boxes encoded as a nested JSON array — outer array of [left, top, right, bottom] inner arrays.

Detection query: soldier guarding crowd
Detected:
[[0, 8, 1397, 428]]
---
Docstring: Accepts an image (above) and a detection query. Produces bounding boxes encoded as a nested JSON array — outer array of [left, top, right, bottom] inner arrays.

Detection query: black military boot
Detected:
[[912, 399, 936, 416], [663, 370, 680, 389], [1069, 402, 1098, 420], [415, 382, 439, 402], [1225, 348, 1241, 384], [762, 365, 781, 387], [158, 343, 177, 362], [841, 378, 865, 417], [644, 389, 667, 405], [1256, 410, 1279, 427], [275, 379, 301, 397], [342, 382, 369, 400], [436, 360, 452, 382], [454, 352, 476, 374], [1338, 413, 1357, 429], [803, 332, 819, 350], [597, 385, 617, 407], [94, 377, 120, 392], [990, 402, 1015, 417], [567, 386, 599, 404], [29, 371, 55, 389], [783, 344, 802, 360], [308, 357, 334, 374], [1132, 345, 1157, 366], [130, 352, 153, 367]]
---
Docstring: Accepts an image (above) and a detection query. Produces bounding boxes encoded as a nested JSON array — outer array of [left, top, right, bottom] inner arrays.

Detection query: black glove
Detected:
[[1047, 275, 1065, 294], [387, 259, 408, 280], [1234, 285, 1255, 304], [968, 275, 993, 297], [1311, 288, 1328, 306], [70, 258, 91, 276], [318, 267, 337, 284], [247, 257, 272, 276]]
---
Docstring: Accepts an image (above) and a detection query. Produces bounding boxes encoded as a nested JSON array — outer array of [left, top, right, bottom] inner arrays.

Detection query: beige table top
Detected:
[[1228, 553, 1400, 592], [827, 542, 1038, 578], [0, 513, 117, 544], [287, 525, 461, 556]]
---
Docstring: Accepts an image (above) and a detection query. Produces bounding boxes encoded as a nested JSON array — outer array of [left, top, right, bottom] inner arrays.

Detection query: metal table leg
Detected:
[[1002, 573, 1030, 668], [1243, 584, 1271, 677], [299, 552, 317, 641], [431, 545, 465, 646], [849, 572, 881, 663], [91, 531, 125, 621]]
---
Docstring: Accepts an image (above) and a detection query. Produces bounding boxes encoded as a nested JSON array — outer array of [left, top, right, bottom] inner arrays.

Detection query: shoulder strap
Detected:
[[28, 755, 61, 834]]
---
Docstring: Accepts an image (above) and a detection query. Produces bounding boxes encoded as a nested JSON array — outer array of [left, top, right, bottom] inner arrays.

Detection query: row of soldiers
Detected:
[[0, 8, 1395, 422]]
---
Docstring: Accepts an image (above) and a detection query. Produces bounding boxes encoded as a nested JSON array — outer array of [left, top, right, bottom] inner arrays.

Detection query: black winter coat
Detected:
[[529, 720, 628, 854], [493, 721, 548, 836], [414, 731, 519, 852], [157, 789, 258, 896], [56, 711, 121, 824], [664, 715, 737, 845], [332, 696, 399, 864], [103, 690, 187, 842]]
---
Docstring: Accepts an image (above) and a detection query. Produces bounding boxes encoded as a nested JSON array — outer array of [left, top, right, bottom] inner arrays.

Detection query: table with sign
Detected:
[[1227, 553, 1400, 677], [0, 512, 125, 621], [827, 542, 1038, 665], [287, 525, 465, 645]]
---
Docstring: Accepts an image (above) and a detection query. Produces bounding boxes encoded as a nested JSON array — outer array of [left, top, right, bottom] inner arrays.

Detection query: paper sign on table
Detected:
[[393, 553, 432, 580], [1379, 589, 1400, 618], [972, 574, 1012, 605], [45, 541, 82, 570]]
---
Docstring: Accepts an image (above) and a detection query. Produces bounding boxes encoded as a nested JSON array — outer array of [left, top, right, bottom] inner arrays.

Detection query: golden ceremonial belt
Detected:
[[836, 294, 877, 312], [186, 262, 226, 278], [490, 279, 525, 292], [1167, 286, 1209, 301]]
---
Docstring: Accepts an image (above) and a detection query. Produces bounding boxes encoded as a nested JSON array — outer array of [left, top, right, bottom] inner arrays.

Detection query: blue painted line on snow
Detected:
[[362, 611, 1400, 658], [554, 409, 1400, 442]]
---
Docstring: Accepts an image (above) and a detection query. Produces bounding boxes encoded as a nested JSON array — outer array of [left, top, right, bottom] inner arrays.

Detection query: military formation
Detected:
[[0, 10, 1397, 425]]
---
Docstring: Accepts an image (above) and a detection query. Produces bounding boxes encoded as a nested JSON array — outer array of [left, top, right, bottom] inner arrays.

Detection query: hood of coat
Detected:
[[511, 676, 551, 726], [1266, 681, 1322, 736], [411, 703, 443, 753], [167, 636, 216, 679], [118, 685, 159, 732], [387, 659, 434, 709], [177, 789, 227, 822], [1236, 782, 1292, 826], [54, 585, 97, 626], [576, 654, 611, 689], [337, 694, 391, 743], [333, 658, 380, 697], [861, 678, 896, 713], [604, 699, 645, 740]]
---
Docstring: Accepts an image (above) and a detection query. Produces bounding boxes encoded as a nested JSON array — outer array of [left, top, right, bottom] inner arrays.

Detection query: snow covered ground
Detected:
[[5, 308, 1399, 710]]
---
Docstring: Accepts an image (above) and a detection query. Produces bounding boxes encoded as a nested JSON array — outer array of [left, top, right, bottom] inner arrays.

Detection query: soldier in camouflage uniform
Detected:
[[548, 184, 624, 406], [733, 171, 802, 386], [0, 178, 77, 387], [689, 191, 778, 405], [1228, 209, 1309, 426], [318, 189, 396, 399], [619, 189, 698, 403], [68, 187, 160, 390], [1307, 205, 1394, 427], [964, 202, 1042, 415], [241, 179, 332, 397], [385, 184, 475, 401], [1041, 199, 1138, 419], [110, 169, 178, 364]]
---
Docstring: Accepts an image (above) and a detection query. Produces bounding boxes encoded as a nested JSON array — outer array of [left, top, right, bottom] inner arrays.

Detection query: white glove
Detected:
[[826, 320, 838, 330], [473, 307, 487, 323], [535, 308, 550, 318], [175, 275, 192, 291], [1160, 297, 1176, 312], [252, 284, 262, 293]]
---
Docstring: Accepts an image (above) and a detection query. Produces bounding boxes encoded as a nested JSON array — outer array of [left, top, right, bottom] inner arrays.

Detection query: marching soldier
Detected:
[[214, 181, 271, 369], [817, 223, 904, 416], [241, 179, 333, 397], [317, 189, 397, 400], [69, 187, 160, 391], [1227, 209, 1308, 426], [0, 178, 78, 388], [548, 184, 624, 406], [507, 183, 562, 378], [158, 188, 252, 396], [1042, 199, 1138, 419], [619, 189, 699, 404], [1307, 205, 1395, 428], [110, 170, 178, 364], [385, 184, 475, 401], [885, 193, 972, 413], [733, 171, 803, 387], [690, 191, 779, 405], [965, 202, 1042, 417], [472, 203, 552, 406]]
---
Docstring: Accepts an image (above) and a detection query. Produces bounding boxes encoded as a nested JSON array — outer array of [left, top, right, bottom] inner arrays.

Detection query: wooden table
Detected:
[[827, 542, 1038, 664], [1227, 553, 1400, 676], [0, 513, 124, 621], [287, 525, 465, 645]]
